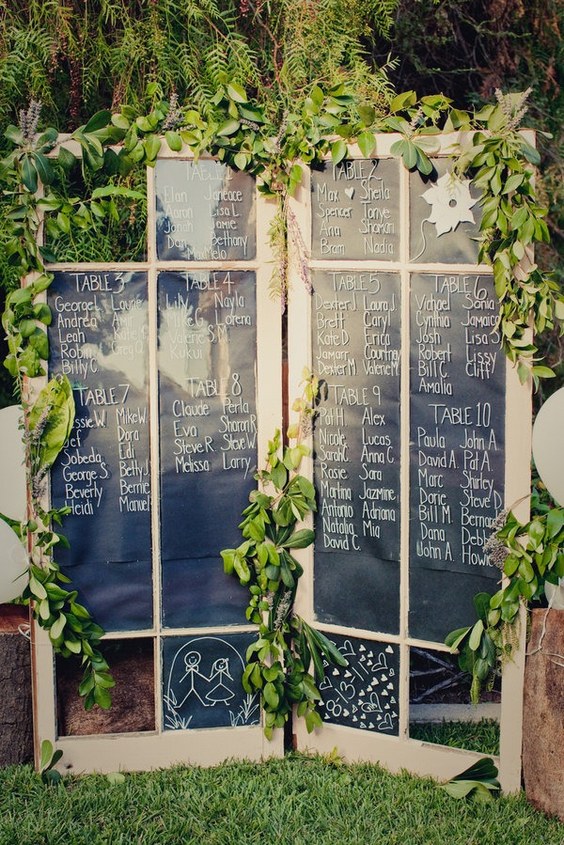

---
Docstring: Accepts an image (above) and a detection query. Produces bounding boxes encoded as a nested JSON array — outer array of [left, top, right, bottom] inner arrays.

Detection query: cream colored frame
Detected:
[[31, 146, 284, 773], [289, 135, 530, 792]]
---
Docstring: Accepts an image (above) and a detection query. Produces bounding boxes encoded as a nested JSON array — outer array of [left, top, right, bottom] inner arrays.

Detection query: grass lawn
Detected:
[[1, 754, 563, 845]]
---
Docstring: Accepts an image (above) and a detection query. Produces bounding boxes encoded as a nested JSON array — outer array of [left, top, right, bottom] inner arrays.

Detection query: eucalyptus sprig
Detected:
[[222, 369, 347, 738]]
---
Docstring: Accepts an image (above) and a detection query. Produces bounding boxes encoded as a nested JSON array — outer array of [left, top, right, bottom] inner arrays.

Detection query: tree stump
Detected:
[[0, 605, 33, 766], [522, 608, 564, 821]]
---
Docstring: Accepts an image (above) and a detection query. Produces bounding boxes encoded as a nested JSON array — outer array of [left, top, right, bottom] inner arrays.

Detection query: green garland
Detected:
[[1, 81, 561, 717]]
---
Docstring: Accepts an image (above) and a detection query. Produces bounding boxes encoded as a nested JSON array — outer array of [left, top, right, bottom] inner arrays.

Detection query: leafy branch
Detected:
[[446, 490, 564, 703], [222, 370, 347, 738]]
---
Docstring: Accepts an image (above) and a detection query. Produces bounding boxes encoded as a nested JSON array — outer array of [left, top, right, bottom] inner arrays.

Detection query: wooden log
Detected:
[[0, 605, 33, 766], [522, 608, 564, 820]]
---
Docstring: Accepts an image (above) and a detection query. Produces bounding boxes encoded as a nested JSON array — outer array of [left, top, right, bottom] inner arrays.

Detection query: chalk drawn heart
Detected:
[[390, 697, 396, 704], [344, 187, 355, 199], [360, 722, 367, 729], [332, 668, 340, 676], [360, 713, 366, 720], [352, 705, 358, 713], [384, 703, 390, 710], [389, 668, 395, 677], [359, 644, 366, 652], [343, 709, 349, 717], [381, 689, 389, 697], [361, 693, 382, 714], [385, 645, 394, 654], [368, 651, 374, 658], [378, 713, 394, 732], [387, 683, 394, 689], [319, 676, 332, 691], [371, 654, 388, 673], [340, 640, 356, 658], [380, 674, 387, 682], [344, 670, 352, 678], [352, 715, 358, 722], [360, 654, 367, 663], [369, 722, 375, 729], [359, 690, 366, 697]]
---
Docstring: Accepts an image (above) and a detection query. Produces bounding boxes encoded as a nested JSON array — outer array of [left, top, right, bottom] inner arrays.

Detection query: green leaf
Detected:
[[357, 131, 376, 157], [227, 81, 247, 103], [40, 739, 55, 771], [547, 509, 564, 538], [32, 152, 54, 186], [83, 110, 112, 133], [28, 375, 75, 471], [331, 139, 347, 165], [165, 131, 182, 152], [468, 619, 484, 651], [263, 681, 279, 709], [217, 119, 240, 137], [50, 613, 67, 641], [21, 155, 38, 192], [281, 529, 315, 549], [445, 626, 471, 651], [143, 134, 162, 162]]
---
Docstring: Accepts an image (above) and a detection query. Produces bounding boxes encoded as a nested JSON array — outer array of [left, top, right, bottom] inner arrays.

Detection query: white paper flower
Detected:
[[422, 172, 478, 236]]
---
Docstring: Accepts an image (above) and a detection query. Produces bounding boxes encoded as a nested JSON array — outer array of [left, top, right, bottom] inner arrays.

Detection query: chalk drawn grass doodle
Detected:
[[318, 635, 399, 733], [163, 635, 259, 730]]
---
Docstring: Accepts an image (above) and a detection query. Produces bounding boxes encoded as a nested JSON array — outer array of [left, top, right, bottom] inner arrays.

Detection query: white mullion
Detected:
[[146, 164, 164, 734], [398, 157, 412, 742]]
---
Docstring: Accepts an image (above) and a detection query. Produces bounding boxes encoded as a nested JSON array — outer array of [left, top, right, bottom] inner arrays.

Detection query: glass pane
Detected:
[[56, 639, 155, 736], [409, 647, 500, 754]]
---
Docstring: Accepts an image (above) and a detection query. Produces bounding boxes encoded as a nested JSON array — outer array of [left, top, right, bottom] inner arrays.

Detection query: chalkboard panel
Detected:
[[311, 159, 401, 260], [409, 273, 505, 640], [158, 270, 257, 628], [48, 271, 153, 631], [162, 633, 259, 730], [155, 160, 256, 261], [312, 269, 401, 634], [409, 161, 482, 264], [318, 633, 399, 735]]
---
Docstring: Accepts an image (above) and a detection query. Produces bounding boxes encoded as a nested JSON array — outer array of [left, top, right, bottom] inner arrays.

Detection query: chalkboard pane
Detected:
[[315, 555, 400, 634], [48, 271, 153, 631], [158, 270, 257, 627], [319, 633, 399, 735], [162, 633, 259, 730], [59, 560, 153, 633], [312, 269, 401, 633], [409, 162, 482, 263], [155, 160, 256, 261], [311, 159, 401, 260], [161, 559, 248, 628], [409, 567, 502, 642], [409, 273, 504, 641]]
